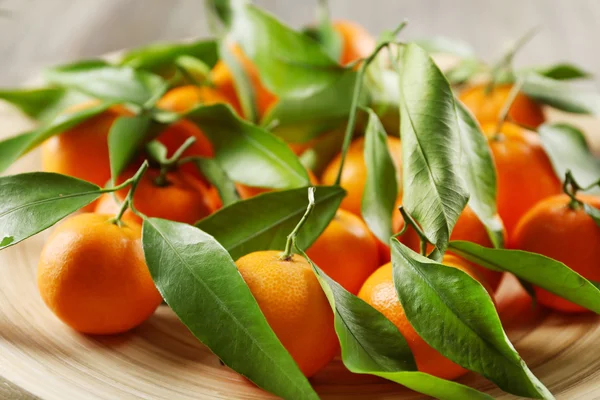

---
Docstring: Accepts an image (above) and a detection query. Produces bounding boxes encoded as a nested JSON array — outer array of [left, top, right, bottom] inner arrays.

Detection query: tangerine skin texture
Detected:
[[393, 205, 506, 292], [459, 84, 545, 129], [235, 251, 338, 378], [37, 214, 162, 335], [95, 169, 214, 225], [306, 209, 380, 295], [332, 21, 377, 66], [322, 136, 402, 217], [482, 122, 561, 235], [358, 256, 493, 381], [511, 194, 600, 313]]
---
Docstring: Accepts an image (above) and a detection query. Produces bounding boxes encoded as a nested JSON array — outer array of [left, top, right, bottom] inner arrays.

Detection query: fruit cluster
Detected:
[[1, 2, 599, 399]]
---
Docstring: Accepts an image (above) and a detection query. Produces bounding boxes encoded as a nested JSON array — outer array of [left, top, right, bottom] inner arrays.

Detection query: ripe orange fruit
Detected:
[[393, 205, 506, 292], [156, 85, 235, 114], [359, 256, 493, 380], [459, 83, 545, 128], [332, 21, 376, 66], [95, 168, 214, 225], [37, 213, 162, 334], [236, 169, 319, 200], [306, 209, 379, 294], [322, 136, 402, 216], [235, 251, 338, 377], [211, 44, 277, 118], [41, 101, 130, 190], [511, 194, 600, 313], [482, 122, 561, 235]]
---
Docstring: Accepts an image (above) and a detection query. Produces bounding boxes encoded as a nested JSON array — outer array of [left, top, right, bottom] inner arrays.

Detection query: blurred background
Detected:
[[0, 0, 598, 88]]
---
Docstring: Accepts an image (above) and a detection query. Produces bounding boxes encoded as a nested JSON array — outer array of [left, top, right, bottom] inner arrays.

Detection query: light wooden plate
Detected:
[[1, 98, 600, 400]]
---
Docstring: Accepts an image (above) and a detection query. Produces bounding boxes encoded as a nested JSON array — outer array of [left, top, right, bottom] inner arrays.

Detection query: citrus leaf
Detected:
[[398, 43, 469, 253], [584, 203, 600, 228], [108, 115, 164, 181], [228, 2, 344, 97], [0, 173, 101, 250], [145, 140, 169, 164], [196, 186, 344, 260], [0, 87, 92, 123], [307, 257, 494, 400], [413, 37, 476, 58], [141, 218, 318, 400], [219, 39, 258, 122], [0, 102, 113, 174], [391, 240, 553, 399], [184, 104, 309, 189], [521, 73, 600, 115], [361, 108, 398, 243], [193, 158, 240, 207], [120, 39, 219, 72], [530, 63, 591, 81], [299, 128, 345, 176], [538, 123, 600, 193], [174, 56, 212, 86], [449, 240, 600, 314], [455, 101, 505, 248], [44, 61, 168, 107]]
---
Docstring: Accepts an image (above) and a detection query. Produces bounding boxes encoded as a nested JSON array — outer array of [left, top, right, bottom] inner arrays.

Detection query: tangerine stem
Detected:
[[281, 187, 316, 260], [399, 206, 429, 256], [334, 21, 407, 186], [154, 137, 197, 186], [111, 161, 149, 225], [494, 77, 525, 137]]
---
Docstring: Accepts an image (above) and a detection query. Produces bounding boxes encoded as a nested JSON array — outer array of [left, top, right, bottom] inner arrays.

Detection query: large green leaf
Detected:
[[449, 240, 600, 314], [0, 173, 101, 250], [120, 39, 219, 73], [455, 101, 505, 247], [0, 87, 92, 123], [141, 218, 318, 400], [398, 43, 469, 253], [391, 240, 553, 399], [196, 186, 344, 260], [0, 102, 113, 174], [184, 104, 309, 189], [193, 158, 240, 207], [521, 73, 600, 115], [44, 61, 168, 107], [538, 123, 600, 193], [308, 258, 493, 400], [361, 108, 398, 243], [529, 63, 591, 81]]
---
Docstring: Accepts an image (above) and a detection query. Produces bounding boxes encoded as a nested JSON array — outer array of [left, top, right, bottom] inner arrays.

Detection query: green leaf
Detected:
[[0, 102, 113, 174], [299, 128, 345, 176], [184, 104, 309, 189], [174, 56, 212, 85], [445, 58, 484, 85], [141, 218, 318, 400], [196, 186, 344, 260], [44, 61, 168, 107], [229, 3, 344, 97], [391, 240, 553, 399], [145, 140, 169, 164], [193, 158, 240, 207], [584, 203, 600, 228], [398, 43, 469, 253], [449, 240, 600, 314], [120, 39, 219, 73], [413, 36, 476, 58], [530, 63, 591, 81], [521, 73, 600, 115], [108, 115, 159, 181], [219, 40, 258, 122], [455, 101, 505, 247], [361, 108, 398, 243], [538, 123, 600, 193], [301, 25, 343, 63], [0, 173, 102, 250], [0, 87, 92, 123], [308, 257, 494, 400]]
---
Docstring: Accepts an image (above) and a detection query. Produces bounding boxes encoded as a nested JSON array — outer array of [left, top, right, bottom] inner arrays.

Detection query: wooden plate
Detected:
[[1, 100, 600, 400]]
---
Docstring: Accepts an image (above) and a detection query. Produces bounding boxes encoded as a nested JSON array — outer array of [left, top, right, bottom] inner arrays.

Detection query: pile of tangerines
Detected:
[[1, 2, 599, 399]]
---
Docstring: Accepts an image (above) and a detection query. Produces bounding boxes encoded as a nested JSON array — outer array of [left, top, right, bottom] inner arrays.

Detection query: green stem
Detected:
[[494, 77, 525, 137], [334, 21, 407, 185], [111, 161, 149, 225], [154, 137, 197, 186], [563, 170, 583, 210], [281, 187, 317, 260], [399, 206, 429, 256]]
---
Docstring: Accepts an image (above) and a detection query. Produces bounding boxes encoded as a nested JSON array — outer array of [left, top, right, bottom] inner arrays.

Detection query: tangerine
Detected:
[[332, 21, 376, 66], [37, 213, 162, 335], [235, 251, 338, 377]]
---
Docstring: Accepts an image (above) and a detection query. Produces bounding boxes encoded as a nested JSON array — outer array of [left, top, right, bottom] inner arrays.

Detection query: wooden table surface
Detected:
[[0, 0, 599, 89]]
